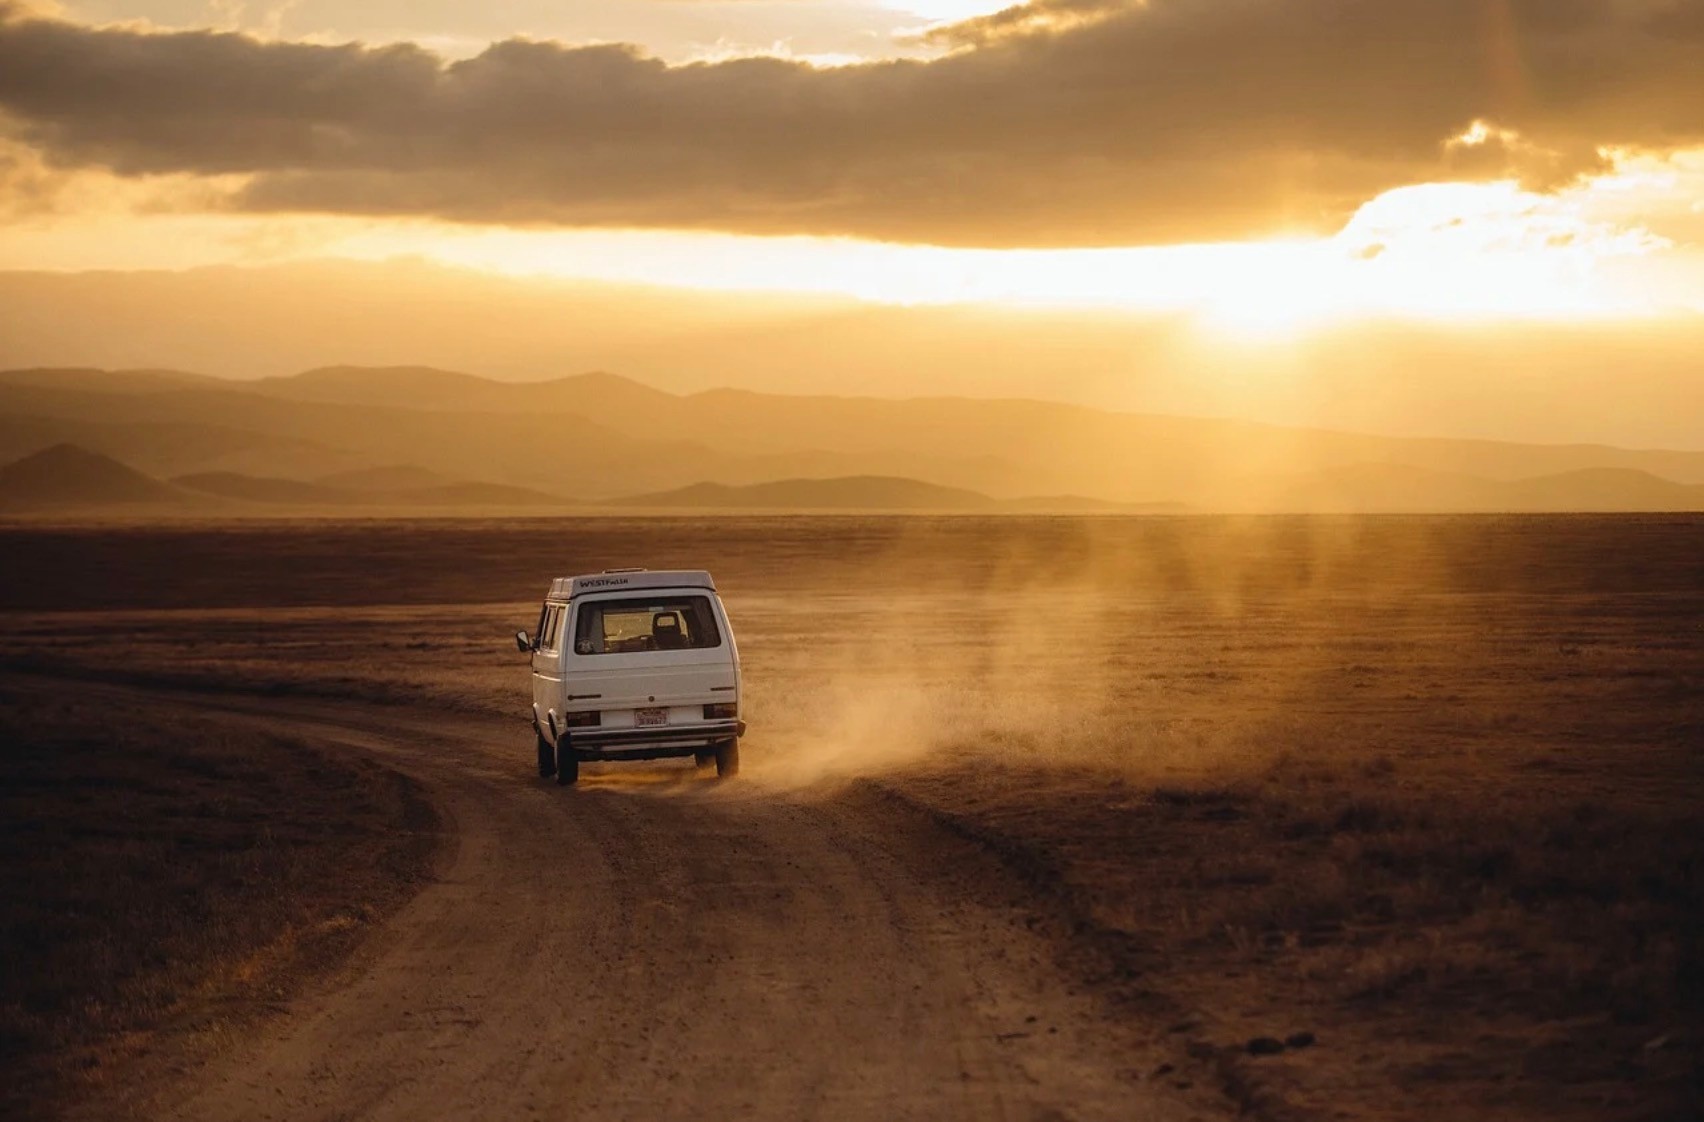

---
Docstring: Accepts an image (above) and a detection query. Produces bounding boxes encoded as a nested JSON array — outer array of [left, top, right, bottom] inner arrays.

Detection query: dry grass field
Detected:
[[0, 679, 437, 1118], [1, 514, 1699, 1120]]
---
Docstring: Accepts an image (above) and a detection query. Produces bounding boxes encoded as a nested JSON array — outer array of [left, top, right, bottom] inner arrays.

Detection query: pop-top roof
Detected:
[[548, 569, 715, 600]]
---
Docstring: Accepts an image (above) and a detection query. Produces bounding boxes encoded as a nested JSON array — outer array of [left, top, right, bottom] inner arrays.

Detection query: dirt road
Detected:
[[83, 696, 1184, 1122]]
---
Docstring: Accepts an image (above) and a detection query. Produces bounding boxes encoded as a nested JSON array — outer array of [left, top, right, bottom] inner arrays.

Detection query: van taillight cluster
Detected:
[[562, 710, 601, 728], [703, 703, 738, 721]]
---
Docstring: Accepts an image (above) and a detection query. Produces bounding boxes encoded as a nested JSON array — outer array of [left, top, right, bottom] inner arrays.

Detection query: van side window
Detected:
[[539, 604, 566, 653]]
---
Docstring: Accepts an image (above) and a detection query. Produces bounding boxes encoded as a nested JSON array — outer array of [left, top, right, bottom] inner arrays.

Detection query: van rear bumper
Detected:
[[561, 719, 744, 760]]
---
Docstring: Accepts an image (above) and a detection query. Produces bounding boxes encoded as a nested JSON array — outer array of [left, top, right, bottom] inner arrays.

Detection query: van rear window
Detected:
[[574, 596, 722, 656]]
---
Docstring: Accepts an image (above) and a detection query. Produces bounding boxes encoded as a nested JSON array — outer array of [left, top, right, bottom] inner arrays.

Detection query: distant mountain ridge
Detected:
[[615, 477, 1201, 512], [0, 445, 574, 513], [1270, 462, 1704, 513], [168, 469, 565, 507], [0, 443, 188, 508], [237, 366, 1704, 493], [619, 476, 1001, 511], [317, 464, 451, 491], [4, 260, 1700, 455], [2, 366, 1702, 514]]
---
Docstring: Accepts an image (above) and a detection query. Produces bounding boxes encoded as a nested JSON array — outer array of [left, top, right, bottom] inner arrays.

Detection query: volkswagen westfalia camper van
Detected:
[[517, 569, 743, 785]]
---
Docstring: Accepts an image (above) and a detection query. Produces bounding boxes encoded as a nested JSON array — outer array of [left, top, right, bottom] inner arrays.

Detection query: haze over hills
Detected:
[[617, 478, 1195, 513], [1, 365, 1702, 515], [622, 477, 1001, 512], [3, 262, 1703, 452], [240, 365, 1704, 490], [169, 470, 566, 508], [171, 472, 350, 506], [620, 467, 1704, 514], [1269, 463, 1704, 514], [318, 465, 453, 491], [0, 445, 574, 513]]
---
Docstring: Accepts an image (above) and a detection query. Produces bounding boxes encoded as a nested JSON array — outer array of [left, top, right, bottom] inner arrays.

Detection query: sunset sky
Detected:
[[1, 0, 1701, 443]]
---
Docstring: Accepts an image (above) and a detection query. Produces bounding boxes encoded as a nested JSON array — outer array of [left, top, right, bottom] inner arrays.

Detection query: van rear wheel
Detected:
[[556, 746, 580, 786], [714, 739, 740, 779], [536, 732, 556, 778]]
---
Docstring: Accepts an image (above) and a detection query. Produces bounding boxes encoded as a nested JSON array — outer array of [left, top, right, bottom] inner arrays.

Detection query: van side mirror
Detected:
[[515, 630, 531, 653]]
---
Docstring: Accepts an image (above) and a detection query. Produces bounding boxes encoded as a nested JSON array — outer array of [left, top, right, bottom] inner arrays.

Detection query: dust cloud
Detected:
[[736, 515, 1471, 788]]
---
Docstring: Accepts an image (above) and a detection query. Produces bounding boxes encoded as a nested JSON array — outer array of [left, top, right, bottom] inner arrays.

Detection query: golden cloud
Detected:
[[1, 0, 1701, 246]]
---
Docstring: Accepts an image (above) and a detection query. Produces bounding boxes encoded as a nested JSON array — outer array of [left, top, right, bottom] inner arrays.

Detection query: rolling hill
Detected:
[[172, 471, 569, 508], [614, 477, 1191, 512], [317, 465, 452, 491], [0, 444, 189, 509], [0, 414, 368, 481], [223, 366, 1704, 500], [393, 482, 568, 507], [618, 477, 1001, 511], [2, 366, 1702, 514], [0, 446, 575, 515], [1267, 463, 1704, 513], [4, 261, 1701, 456], [229, 366, 1704, 489], [172, 472, 356, 505]]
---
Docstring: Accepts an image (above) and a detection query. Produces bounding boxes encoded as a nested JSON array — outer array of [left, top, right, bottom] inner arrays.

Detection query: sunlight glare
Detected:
[[879, 0, 1018, 23], [2, 157, 1691, 336], [393, 174, 1670, 338]]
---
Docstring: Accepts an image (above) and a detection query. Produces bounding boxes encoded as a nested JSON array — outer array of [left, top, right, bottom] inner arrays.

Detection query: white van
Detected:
[[516, 569, 744, 785]]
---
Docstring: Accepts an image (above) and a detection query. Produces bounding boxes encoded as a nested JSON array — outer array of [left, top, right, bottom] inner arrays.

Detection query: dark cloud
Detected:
[[1648, 0, 1704, 38], [0, 0, 1701, 246]]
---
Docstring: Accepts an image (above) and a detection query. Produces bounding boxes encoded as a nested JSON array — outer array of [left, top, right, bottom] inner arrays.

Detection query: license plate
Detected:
[[634, 707, 668, 728]]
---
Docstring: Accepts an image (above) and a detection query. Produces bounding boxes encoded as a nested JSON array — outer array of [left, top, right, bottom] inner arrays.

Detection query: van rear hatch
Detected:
[[564, 659, 741, 752], [567, 662, 736, 724], [561, 589, 737, 739]]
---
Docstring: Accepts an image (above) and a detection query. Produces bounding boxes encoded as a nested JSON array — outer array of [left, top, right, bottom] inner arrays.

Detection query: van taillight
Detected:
[[563, 710, 601, 728], [703, 703, 737, 720]]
